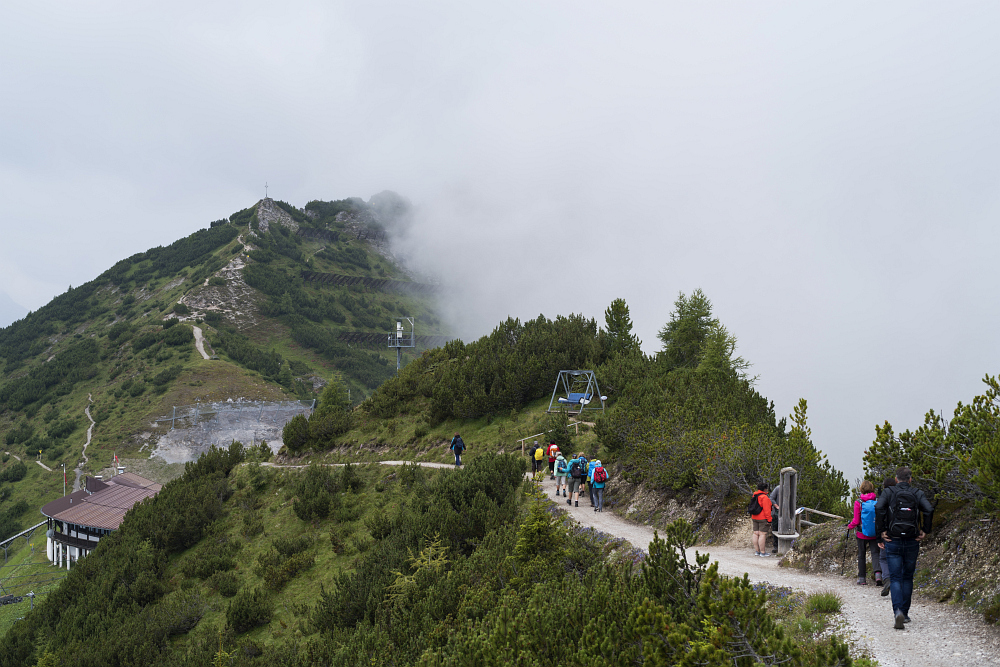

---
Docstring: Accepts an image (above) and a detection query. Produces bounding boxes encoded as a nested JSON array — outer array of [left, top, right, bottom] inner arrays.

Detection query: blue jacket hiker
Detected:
[[591, 460, 608, 512], [450, 434, 465, 467], [553, 453, 568, 497], [567, 455, 587, 507]]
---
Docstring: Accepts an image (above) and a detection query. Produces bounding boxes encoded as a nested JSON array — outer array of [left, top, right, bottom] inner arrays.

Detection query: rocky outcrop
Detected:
[[256, 198, 298, 233]]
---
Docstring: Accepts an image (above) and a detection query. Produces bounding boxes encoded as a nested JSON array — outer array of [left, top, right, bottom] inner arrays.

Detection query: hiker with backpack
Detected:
[[875, 466, 934, 630], [592, 460, 608, 512], [748, 482, 774, 557], [449, 433, 466, 468], [553, 451, 568, 497], [846, 480, 881, 586], [878, 476, 896, 597], [587, 456, 599, 507], [567, 453, 587, 508], [547, 442, 559, 479], [531, 441, 544, 474]]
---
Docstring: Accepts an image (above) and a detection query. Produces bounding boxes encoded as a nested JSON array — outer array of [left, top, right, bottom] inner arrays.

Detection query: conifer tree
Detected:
[[603, 298, 641, 356]]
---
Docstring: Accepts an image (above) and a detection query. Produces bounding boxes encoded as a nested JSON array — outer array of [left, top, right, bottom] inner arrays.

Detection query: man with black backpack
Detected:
[[567, 453, 587, 508], [875, 466, 934, 630], [450, 433, 466, 468]]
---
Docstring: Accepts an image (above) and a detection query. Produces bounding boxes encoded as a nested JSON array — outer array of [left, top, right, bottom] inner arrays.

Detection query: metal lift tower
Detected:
[[388, 317, 415, 371]]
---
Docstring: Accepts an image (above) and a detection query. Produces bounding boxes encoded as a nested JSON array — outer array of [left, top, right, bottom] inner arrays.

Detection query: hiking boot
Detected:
[[881, 580, 891, 597], [754, 552, 761, 557], [567, 499, 571, 505], [903, 615, 911, 623], [575, 501, 579, 507], [594, 507, 598, 512], [874, 572, 883, 587], [857, 577, 867, 585], [760, 552, 771, 557], [894, 611, 905, 630]]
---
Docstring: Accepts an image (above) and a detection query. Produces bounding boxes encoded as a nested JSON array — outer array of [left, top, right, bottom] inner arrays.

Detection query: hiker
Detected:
[[553, 450, 568, 497], [577, 453, 589, 503], [547, 442, 559, 479], [875, 466, 934, 630], [532, 441, 544, 474], [567, 453, 587, 507], [879, 476, 896, 597], [768, 482, 782, 554], [846, 480, 881, 586], [592, 460, 608, 512], [449, 433, 465, 467], [587, 456, 599, 507], [749, 482, 773, 557]]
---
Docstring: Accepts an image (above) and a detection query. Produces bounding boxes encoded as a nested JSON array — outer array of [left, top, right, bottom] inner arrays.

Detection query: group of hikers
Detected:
[[529, 440, 609, 512], [750, 465, 934, 630]]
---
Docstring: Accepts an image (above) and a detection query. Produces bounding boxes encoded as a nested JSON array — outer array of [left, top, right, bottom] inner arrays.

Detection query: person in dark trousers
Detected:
[[528, 441, 540, 474], [876, 466, 934, 630], [879, 476, 896, 596], [846, 479, 881, 586], [592, 460, 608, 512], [449, 433, 465, 467], [768, 483, 781, 553]]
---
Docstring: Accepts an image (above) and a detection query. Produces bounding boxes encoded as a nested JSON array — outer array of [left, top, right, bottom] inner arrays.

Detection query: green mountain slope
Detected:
[[0, 193, 447, 541]]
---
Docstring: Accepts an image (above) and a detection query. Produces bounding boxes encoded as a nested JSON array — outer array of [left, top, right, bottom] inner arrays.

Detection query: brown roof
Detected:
[[40, 472, 161, 531]]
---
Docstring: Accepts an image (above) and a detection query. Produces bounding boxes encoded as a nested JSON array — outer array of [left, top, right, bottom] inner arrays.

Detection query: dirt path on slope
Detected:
[[72, 394, 96, 492], [538, 474, 1000, 667], [192, 326, 211, 360], [261, 459, 1000, 665]]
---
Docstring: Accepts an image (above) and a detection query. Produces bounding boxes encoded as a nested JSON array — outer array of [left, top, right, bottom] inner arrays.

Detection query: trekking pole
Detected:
[[840, 526, 851, 576]]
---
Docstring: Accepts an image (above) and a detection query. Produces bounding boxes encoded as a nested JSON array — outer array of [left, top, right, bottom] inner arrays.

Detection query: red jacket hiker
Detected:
[[751, 490, 773, 523]]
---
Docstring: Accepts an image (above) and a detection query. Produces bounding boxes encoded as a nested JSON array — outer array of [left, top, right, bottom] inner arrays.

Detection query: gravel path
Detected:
[[263, 459, 1000, 665], [539, 474, 1000, 667], [71, 394, 96, 492], [192, 326, 211, 360]]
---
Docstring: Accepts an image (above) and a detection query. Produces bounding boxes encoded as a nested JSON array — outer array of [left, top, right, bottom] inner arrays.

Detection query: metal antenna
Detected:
[[265, 182, 268, 198]]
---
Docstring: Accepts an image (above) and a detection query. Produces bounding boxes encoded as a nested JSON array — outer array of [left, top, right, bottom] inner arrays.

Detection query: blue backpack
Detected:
[[860, 499, 876, 537]]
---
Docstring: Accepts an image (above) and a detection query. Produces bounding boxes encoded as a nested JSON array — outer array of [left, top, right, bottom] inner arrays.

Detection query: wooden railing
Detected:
[[796, 507, 845, 533]]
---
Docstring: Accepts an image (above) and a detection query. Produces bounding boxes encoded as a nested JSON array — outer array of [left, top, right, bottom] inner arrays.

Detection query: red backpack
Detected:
[[593, 467, 607, 483]]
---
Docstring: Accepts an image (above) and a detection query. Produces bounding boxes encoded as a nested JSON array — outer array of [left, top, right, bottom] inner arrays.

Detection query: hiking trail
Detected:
[[264, 459, 1000, 666], [192, 326, 211, 360], [71, 394, 96, 492]]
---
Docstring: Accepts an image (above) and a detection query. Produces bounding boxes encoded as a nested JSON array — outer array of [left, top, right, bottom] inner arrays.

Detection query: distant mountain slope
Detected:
[[0, 192, 447, 541], [0, 293, 27, 330]]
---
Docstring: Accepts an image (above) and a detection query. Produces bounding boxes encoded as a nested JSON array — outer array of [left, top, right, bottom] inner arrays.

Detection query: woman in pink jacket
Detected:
[[846, 479, 881, 586]]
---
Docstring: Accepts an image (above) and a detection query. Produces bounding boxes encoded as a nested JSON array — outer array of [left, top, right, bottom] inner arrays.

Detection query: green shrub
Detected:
[[211, 571, 239, 598], [208, 277, 226, 287], [807, 591, 842, 614], [172, 302, 190, 315], [226, 588, 272, 633]]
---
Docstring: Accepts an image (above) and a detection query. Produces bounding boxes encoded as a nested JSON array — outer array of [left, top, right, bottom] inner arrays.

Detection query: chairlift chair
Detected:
[[546, 370, 607, 414]]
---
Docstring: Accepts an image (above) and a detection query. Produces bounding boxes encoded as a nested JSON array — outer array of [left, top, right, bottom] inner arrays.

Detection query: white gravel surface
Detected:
[[265, 460, 1000, 666], [539, 474, 1000, 667]]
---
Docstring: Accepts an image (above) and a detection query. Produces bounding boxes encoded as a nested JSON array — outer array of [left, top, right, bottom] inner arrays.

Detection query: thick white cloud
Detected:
[[3, 1, 1000, 481]]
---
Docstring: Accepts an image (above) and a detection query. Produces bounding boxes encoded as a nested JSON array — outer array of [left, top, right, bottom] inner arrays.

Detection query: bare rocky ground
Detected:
[[147, 402, 312, 464]]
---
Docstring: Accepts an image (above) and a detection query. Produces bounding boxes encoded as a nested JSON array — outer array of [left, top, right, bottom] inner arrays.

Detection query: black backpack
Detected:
[[747, 492, 763, 516], [570, 460, 585, 478], [452, 437, 465, 453], [888, 487, 920, 539]]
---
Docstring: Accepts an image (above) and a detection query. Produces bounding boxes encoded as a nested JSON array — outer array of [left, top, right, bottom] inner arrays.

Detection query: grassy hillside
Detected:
[[0, 446, 857, 667], [0, 193, 448, 543]]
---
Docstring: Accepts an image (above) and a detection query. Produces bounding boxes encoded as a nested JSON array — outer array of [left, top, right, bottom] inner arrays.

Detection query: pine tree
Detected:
[[603, 298, 641, 356]]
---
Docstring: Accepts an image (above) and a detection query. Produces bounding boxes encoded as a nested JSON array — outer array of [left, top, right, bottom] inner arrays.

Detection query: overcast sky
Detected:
[[3, 1, 1000, 482]]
